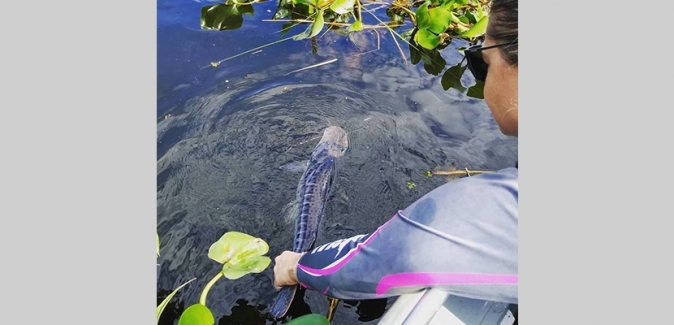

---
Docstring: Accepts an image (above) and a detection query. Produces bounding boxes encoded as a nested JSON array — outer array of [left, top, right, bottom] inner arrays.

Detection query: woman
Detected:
[[272, 0, 519, 305]]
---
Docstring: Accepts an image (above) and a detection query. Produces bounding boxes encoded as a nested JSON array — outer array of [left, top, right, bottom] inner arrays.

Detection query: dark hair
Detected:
[[487, 0, 518, 66]]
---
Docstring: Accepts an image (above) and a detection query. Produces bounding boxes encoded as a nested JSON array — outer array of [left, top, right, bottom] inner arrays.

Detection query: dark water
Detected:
[[156, 0, 518, 324]]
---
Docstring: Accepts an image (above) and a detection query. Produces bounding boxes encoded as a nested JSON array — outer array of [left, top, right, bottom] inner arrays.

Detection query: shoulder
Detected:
[[402, 167, 518, 225]]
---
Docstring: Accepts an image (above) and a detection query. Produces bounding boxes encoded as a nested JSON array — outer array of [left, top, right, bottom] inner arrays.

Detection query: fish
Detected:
[[270, 126, 349, 319]]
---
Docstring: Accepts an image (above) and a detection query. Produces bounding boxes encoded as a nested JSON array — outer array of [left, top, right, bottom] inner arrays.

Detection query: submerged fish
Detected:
[[270, 126, 349, 319]]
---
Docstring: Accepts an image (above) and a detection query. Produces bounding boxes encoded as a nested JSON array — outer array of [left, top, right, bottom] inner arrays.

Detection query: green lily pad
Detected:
[[329, 0, 355, 15], [177, 304, 215, 325], [414, 29, 440, 50], [285, 313, 331, 325], [157, 278, 195, 325], [222, 255, 271, 280], [208, 232, 269, 264]]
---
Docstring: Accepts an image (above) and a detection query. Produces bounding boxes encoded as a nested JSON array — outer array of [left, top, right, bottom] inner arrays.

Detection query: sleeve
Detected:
[[294, 167, 519, 304]]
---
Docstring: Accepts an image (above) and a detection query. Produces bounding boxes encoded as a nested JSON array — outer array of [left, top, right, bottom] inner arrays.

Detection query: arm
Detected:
[[273, 167, 519, 303]]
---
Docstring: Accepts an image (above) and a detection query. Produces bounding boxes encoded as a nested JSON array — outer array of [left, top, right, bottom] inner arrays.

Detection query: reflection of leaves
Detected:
[[200, 4, 255, 31], [420, 48, 446, 76], [467, 81, 485, 99], [408, 38, 445, 76], [441, 62, 467, 92]]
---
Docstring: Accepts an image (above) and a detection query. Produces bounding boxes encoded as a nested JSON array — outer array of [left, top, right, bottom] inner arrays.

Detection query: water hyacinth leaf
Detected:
[[177, 304, 215, 325], [416, 2, 431, 30], [441, 62, 467, 92], [157, 278, 196, 325], [461, 15, 488, 38], [428, 7, 452, 34], [285, 313, 331, 325], [309, 11, 325, 38], [414, 29, 440, 50], [208, 231, 259, 264], [464, 10, 478, 23], [329, 0, 355, 14], [458, 15, 469, 24]]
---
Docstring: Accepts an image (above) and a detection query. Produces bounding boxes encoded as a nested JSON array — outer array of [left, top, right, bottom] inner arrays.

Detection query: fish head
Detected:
[[318, 126, 349, 158]]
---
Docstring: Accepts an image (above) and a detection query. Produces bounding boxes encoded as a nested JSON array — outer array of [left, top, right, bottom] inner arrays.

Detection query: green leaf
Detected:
[[467, 81, 485, 99], [285, 314, 331, 325], [458, 15, 469, 24], [423, 170, 432, 177], [427, 7, 452, 34], [414, 29, 440, 50], [208, 232, 268, 264], [221, 263, 251, 280], [157, 233, 160, 257], [461, 15, 488, 38], [349, 20, 363, 31], [157, 278, 196, 325], [177, 304, 215, 325], [416, 2, 431, 30], [407, 181, 416, 189], [474, 0, 484, 18], [464, 10, 478, 23], [441, 62, 467, 92], [329, 0, 355, 14], [309, 11, 325, 38]]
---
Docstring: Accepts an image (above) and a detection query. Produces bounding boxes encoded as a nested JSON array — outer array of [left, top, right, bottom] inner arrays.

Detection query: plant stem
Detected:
[[199, 271, 224, 306]]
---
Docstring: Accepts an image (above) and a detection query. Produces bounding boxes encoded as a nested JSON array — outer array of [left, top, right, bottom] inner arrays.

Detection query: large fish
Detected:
[[270, 126, 349, 319]]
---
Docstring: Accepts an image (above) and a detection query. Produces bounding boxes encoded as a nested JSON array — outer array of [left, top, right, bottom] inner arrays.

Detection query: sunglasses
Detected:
[[464, 40, 518, 82]]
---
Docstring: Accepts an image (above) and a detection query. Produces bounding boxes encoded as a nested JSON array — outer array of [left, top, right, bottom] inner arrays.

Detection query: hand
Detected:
[[273, 251, 304, 290]]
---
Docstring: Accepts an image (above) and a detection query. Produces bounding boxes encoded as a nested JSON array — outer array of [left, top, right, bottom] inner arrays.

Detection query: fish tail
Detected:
[[270, 285, 298, 319]]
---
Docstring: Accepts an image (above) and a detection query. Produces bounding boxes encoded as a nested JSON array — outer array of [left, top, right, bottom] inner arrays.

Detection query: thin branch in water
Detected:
[[285, 58, 338, 75], [203, 37, 294, 69], [432, 169, 494, 176]]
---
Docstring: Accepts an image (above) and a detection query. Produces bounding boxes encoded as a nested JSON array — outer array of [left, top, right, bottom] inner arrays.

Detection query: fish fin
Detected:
[[282, 202, 300, 224], [279, 160, 309, 173]]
